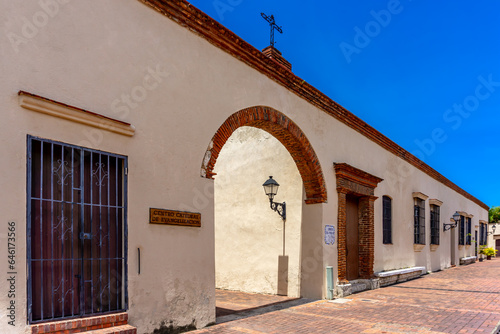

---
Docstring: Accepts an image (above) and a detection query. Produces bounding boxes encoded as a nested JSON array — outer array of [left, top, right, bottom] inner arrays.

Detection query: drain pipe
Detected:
[[326, 266, 334, 300]]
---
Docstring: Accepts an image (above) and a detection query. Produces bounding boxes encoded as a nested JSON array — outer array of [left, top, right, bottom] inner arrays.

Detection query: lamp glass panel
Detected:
[[263, 177, 279, 197]]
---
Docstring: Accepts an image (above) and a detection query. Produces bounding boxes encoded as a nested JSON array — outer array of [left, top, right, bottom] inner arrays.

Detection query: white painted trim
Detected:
[[412, 192, 429, 200], [429, 198, 443, 206], [457, 211, 474, 218], [19, 92, 135, 137], [374, 266, 426, 278], [413, 244, 425, 252]]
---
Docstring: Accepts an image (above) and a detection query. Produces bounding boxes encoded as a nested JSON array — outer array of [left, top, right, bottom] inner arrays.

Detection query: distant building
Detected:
[[487, 222, 500, 253], [0, 0, 488, 333]]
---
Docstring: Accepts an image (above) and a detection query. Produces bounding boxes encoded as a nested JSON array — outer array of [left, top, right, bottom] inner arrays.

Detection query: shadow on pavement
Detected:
[[215, 298, 315, 324]]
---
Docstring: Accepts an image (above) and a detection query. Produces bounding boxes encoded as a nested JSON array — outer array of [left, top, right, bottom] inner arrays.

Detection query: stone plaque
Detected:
[[149, 208, 201, 227]]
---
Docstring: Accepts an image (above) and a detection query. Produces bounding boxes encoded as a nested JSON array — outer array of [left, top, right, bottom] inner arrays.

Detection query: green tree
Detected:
[[489, 206, 500, 223]]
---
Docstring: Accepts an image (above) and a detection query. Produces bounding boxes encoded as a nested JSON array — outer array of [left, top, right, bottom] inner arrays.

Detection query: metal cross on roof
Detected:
[[261, 13, 283, 47]]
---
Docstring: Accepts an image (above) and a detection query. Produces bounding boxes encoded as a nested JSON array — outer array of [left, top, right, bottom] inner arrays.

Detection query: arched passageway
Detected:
[[201, 106, 327, 204], [201, 106, 328, 301]]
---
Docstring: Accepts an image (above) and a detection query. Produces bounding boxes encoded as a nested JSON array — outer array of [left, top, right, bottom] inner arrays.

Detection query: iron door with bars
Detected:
[[27, 136, 128, 323]]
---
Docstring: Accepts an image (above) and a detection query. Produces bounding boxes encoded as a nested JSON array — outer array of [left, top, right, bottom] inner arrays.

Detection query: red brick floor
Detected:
[[192, 259, 500, 333], [216, 290, 298, 317]]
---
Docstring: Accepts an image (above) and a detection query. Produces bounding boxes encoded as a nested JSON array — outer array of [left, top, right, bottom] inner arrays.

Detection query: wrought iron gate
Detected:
[[27, 136, 128, 323]]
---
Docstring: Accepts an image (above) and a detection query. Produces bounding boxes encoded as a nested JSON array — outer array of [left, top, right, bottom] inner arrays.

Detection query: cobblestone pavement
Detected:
[[191, 259, 500, 333]]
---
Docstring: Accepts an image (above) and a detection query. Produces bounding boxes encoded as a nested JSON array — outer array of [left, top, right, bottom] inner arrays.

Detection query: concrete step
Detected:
[[30, 313, 131, 334], [350, 281, 369, 293], [81, 324, 137, 334]]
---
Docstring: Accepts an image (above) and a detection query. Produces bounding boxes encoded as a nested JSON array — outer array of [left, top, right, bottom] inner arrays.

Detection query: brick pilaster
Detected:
[[262, 46, 292, 71], [337, 190, 348, 282], [358, 196, 376, 279]]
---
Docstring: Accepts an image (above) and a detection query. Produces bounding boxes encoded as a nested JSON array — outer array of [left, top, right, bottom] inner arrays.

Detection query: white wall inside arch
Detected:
[[213, 126, 303, 297]]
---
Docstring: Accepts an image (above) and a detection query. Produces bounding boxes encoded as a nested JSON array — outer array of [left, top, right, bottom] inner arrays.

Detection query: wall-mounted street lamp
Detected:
[[262, 176, 286, 221], [487, 224, 497, 236], [444, 211, 460, 232]]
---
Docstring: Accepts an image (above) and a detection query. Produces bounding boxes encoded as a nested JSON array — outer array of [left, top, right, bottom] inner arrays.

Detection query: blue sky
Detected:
[[188, 0, 500, 208]]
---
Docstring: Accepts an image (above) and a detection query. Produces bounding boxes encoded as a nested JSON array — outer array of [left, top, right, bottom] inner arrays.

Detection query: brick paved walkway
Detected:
[[191, 259, 500, 333]]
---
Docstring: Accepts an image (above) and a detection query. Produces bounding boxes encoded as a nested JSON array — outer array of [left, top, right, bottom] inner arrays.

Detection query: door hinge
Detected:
[[125, 167, 128, 175]]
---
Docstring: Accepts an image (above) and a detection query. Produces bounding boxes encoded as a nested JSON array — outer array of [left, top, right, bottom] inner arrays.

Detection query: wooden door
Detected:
[[346, 195, 359, 281]]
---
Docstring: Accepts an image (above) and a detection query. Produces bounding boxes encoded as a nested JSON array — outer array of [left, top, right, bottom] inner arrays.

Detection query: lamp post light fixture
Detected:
[[262, 176, 286, 221], [444, 211, 461, 232], [487, 224, 497, 236]]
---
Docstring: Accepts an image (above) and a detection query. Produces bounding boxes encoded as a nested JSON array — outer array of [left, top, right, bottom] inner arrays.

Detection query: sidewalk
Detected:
[[191, 259, 500, 333]]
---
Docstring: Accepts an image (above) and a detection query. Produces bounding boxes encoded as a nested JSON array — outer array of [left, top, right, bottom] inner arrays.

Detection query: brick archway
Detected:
[[201, 106, 327, 204]]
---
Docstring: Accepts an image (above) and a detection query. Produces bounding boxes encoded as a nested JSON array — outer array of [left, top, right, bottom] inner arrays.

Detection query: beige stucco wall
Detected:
[[488, 224, 499, 252], [213, 126, 303, 298], [1, 1, 220, 332], [374, 163, 487, 274], [0, 1, 488, 333]]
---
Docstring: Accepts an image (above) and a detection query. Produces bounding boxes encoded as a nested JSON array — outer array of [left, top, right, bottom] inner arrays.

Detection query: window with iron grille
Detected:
[[383, 196, 392, 244], [483, 223, 487, 245], [466, 217, 472, 245], [27, 136, 128, 323], [430, 205, 440, 245], [459, 215, 465, 245], [414, 198, 425, 245], [483, 223, 488, 246], [479, 223, 484, 245], [479, 223, 486, 246]]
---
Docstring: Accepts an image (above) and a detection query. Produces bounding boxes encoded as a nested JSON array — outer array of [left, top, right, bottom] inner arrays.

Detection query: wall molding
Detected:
[[412, 192, 429, 201], [18, 91, 135, 137], [429, 198, 443, 206]]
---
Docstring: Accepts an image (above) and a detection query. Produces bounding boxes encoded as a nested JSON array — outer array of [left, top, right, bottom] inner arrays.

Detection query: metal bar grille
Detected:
[[382, 196, 392, 244], [430, 205, 440, 245], [27, 136, 128, 323], [414, 199, 425, 245], [459, 216, 465, 245], [466, 217, 472, 245]]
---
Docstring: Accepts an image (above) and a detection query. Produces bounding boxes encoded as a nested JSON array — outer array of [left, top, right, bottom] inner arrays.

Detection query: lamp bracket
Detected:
[[443, 222, 457, 232], [270, 199, 286, 221]]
